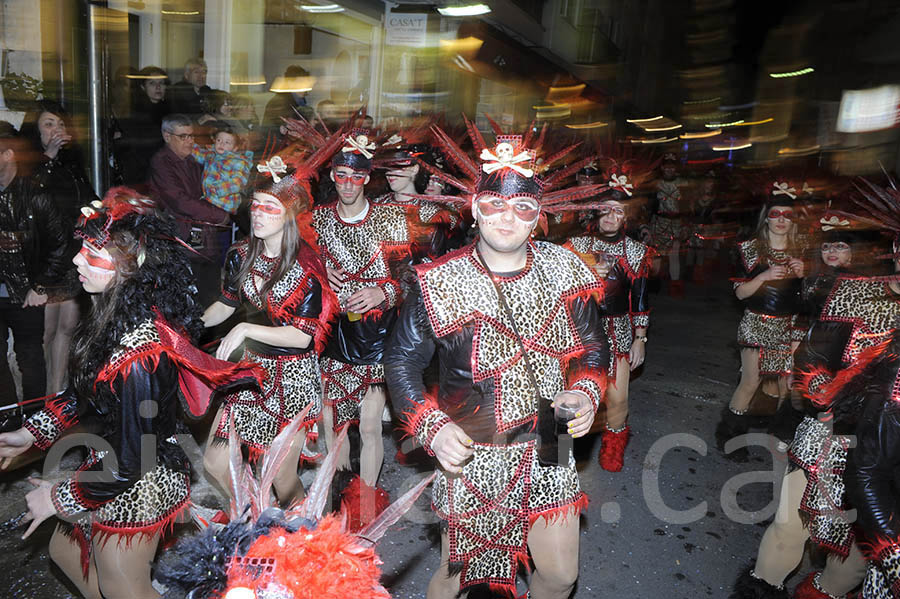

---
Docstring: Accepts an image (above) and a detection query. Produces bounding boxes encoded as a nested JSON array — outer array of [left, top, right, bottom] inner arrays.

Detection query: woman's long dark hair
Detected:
[[19, 100, 71, 154], [235, 193, 303, 302], [68, 210, 203, 403]]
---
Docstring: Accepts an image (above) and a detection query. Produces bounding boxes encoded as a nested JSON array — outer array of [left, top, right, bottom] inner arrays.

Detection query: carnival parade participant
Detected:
[[385, 124, 608, 598], [373, 131, 460, 260], [0, 188, 259, 599], [845, 328, 900, 599], [202, 139, 341, 506], [312, 128, 417, 523], [716, 181, 808, 458], [565, 158, 655, 472], [650, 152, 689, 296], [730, 180, 900, 599]]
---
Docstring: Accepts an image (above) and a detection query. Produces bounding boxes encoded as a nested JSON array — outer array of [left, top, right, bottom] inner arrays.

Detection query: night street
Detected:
[[0, 269, 815, 598]]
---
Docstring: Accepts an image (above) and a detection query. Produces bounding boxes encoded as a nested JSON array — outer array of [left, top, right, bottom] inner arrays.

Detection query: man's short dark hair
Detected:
[[161, 113, 192, 135], [0, 121, 20, 154], [284, 65, 309, 78]]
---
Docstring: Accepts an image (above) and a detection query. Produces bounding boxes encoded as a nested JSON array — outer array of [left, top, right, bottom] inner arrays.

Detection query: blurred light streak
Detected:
[[549, 84, 586, 94], [644, 124, 682, 132], [687, 157, 727, 165], [565, 121, 608, 129], [161, 10, 200, 15], [534, 106, 571, 118], [126, 74, 167, 79], [778, 145, 821, 156], [452, 55, 476, 72], [706, 120, 744, 128], [733, 118, 774, 126], [438, 4, 492, 16], [439, 37, 483, 52], [712, 143, 752, 151], [769, 67, 814, 78], [681, 130, 721, 139], [270, 76, 316, 92], [301, 4, 345, 12], [627, 116, 664, 124], [230, 81, 267, 86], [630, 137, 679, 144], [683, 97, 721, 105]]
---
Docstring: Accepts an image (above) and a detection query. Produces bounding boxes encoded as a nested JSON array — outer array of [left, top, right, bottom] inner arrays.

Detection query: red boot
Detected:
[[598, 424, 630, 472], [793, 571, 847, 599], [341, 475, 390, 532]]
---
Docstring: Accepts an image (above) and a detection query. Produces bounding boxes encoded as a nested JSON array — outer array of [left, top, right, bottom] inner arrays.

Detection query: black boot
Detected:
[[766, 399, 804, 447], [715, 406, 751, 461], [729, 567, 789, 599]]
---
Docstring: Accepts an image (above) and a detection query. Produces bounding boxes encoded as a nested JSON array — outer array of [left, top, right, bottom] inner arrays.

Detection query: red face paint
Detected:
[[250, 201, 285, 216], [767, 209, 795, 221], [333, 171, 368, 185], [79, 246, 115, 272], [477, 197, 540, 222]]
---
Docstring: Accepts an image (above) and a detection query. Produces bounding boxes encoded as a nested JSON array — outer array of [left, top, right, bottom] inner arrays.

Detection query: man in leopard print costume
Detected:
[[312, 129, 418, 521], [385, 128, 609, 598]]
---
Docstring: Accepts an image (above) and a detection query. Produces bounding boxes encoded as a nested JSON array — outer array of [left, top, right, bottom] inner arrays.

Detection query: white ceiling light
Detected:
[[300, 3, 344, 13], [438, 4, 491, 17]]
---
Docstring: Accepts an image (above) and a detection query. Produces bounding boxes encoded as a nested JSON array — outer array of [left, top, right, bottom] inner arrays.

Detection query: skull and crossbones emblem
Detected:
[[480, 142, 534, 177]]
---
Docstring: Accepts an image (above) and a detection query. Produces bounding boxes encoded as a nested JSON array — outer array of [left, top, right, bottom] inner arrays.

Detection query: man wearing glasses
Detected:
[[149, 113, 230, 304], [311, 129, 417, 526]]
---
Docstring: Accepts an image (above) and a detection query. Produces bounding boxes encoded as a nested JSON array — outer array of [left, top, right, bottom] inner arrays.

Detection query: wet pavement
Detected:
[[0, 269, 816, 598]]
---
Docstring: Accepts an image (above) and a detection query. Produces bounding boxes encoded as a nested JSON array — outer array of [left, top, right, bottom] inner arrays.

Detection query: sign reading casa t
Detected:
[[386, 13, 427, 47]]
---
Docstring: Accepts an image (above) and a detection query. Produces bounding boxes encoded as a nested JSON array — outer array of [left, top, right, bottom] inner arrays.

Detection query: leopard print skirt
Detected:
[[737, 310, 799, 375], [787, 416, 854, 556], [215, 349, 322, 460], [320, 357, 384, 431], [61, 451, 190, 578], [650, 215, 689, 251], [431, 440, 585, 593], [603, 314, 633, 377]]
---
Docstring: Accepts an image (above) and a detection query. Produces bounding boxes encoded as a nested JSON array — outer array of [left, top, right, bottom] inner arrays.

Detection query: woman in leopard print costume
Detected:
[[0, 188, 258, 599], [202, 151, 339, 507], [716, 182, 809, 458]]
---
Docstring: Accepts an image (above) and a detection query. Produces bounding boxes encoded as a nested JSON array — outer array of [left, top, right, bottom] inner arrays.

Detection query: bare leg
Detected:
[[604, 357, 631, 430], [358, 385, 386, 486], [93, 531, 161, 598], [47, 299, 79, 393], [48, 524, 103, 599], [202, 407, 232, 500], [43, 302, 60, 391], [669, 241, 681, 281], [729, 348, 761, 412], [818, 542, 867, 596], [528, 507, 580, 599], [322, 401, 351, 472], [427, 530, 462, 599], [754, 467, 808, 585], [271, 429, 307, 505]]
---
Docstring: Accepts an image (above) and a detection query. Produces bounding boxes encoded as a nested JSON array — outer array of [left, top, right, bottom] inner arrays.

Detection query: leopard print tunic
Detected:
[[567, 235, 653, 374], [787, 416, 854, 556], [432, 441, 583, 591], [215, 245, 324, 457], [861, 548, 900, 599], [320, 357, 384, 431], [312, 200, 412, 310], [414, 241, 601, 593]]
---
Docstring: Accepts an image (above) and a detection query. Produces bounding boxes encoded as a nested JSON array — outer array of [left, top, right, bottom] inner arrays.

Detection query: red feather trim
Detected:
[[528, 493, 589, 527], [463, 113, 487, 156], [431, 124, 479, 180], [542, 154, 598, 191], [413, 156, 475, 194], [796, 340, 889, 409], [398, 393, 441, 440], [540, 144, 580, 175], [484, 113, 505, 136], [858, 534, 900, 561]]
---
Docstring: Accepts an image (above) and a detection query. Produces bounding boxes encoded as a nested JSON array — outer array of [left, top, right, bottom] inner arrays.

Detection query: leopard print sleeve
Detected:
[[23, 388, 79, 450]]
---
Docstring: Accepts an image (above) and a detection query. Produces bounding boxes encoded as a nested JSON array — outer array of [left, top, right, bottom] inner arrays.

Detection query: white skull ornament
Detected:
[[495, 142, 515, 163]]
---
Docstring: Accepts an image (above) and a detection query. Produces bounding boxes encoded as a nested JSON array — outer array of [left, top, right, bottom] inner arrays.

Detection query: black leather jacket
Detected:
[[385, 281, 609, 445], [845, 352, 900, 553], [32, 150, 97, 264], [0, 173, 69, 303]]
